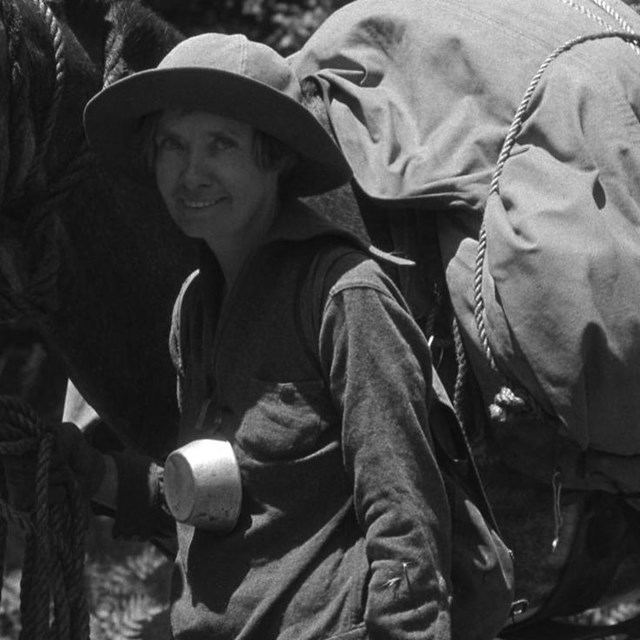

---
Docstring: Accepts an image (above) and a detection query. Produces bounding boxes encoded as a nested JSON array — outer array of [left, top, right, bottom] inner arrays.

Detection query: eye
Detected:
[[155, 134, 183, 153], [208, 134, 237, 154]]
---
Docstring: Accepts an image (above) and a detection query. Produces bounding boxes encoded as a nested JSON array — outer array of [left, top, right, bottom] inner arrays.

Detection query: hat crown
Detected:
[[158, 33, 302, 103]]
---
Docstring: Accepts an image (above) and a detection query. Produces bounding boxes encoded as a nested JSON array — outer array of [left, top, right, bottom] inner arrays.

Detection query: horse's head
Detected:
[[0, 0, 193, 458]]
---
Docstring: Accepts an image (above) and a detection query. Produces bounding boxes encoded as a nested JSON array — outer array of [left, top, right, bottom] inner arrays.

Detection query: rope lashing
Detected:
[[0, 0, 93, 323], [2, 0, 68, 208], [0, 0, 135, 323], [22, 0, 67, 191], [557, 0, 640, 54], [588, 0, 639, 46], [472, 30, 640, 417], [0, 396, 89, 640], [2, 0, 27, 204]]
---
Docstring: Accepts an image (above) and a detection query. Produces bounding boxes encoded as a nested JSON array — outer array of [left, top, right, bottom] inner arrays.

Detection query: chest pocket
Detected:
[[235, 378, 335, 461]]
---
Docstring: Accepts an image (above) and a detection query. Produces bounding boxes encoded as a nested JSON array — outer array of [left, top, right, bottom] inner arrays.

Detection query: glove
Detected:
[[3, 422, 107, 510], [53, 422, 108, 500]]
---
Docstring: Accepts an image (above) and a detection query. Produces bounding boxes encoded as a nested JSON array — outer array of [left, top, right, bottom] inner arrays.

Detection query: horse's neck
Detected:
[[43, 171, 195, 457], [0, 0, 191, 457]]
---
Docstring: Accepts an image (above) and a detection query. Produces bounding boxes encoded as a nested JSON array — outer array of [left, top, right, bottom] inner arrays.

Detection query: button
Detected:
[[280, 386, 296, 405]]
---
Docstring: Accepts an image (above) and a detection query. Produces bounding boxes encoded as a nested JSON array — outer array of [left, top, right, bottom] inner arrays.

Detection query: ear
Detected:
[[275, 151, 299, 176]]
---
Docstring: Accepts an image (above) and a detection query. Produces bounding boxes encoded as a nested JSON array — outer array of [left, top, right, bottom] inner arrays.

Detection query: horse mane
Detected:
[[102, 1, 183, 79], [49, 0, 183, 84]]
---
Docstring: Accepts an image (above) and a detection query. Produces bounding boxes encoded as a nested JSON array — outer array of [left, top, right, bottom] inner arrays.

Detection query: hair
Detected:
[[134, 110, 297, 193]]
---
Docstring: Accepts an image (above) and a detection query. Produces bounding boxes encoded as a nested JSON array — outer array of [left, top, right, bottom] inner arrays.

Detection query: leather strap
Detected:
[[501, 612, 640, 640]]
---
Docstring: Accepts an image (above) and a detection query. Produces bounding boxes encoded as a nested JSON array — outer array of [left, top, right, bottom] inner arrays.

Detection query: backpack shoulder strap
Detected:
[[293, 236, 368, 373], [430, 366, 504, 535]]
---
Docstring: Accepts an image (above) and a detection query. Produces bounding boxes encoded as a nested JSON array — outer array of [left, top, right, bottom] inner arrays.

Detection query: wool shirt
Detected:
[[114, 199, 452, 639]]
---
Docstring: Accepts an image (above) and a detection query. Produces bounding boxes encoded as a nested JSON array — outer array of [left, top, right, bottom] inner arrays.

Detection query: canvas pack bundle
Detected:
[[291, 0, 640, 500], [473, 30, 640, 499]]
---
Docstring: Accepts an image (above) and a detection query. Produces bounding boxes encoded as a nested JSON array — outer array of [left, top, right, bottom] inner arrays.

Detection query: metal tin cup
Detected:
[[163, 438, 242, 533]]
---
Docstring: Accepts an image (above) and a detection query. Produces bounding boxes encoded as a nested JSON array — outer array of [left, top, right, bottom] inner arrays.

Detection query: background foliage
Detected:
[[146, 0, 352, 54]]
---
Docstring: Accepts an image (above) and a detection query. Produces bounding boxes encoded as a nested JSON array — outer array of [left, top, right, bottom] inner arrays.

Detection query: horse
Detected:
[[1, 0, 640, 636]]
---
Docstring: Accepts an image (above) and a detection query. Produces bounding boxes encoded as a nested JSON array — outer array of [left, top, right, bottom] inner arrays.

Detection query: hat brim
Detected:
[[83, 67, 352, 197]]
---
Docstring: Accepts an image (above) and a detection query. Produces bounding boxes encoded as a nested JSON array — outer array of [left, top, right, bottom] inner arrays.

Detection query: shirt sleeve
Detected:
[[318, 269, 452, 640]]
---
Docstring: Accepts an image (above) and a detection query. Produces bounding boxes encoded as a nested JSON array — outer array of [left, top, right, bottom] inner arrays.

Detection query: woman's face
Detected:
[[154, 110, 281, 245]]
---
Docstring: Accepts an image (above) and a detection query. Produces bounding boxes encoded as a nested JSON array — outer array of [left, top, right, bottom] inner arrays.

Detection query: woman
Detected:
[[59, 33, 452, 639]]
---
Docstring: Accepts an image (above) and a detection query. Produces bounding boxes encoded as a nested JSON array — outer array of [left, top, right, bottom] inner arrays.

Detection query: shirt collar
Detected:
[[265, 197, 414, 266]]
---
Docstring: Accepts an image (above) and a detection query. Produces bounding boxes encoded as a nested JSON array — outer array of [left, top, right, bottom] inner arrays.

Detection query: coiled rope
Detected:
[[3, 0, 69, 209], [0, 397, 89, 640], [471, 30, 640, 420], [0, 0, 93, 323], [22, 0, 67, 192]]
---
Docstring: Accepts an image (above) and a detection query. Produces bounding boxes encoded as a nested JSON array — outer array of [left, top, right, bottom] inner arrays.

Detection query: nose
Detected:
[[182, 149, 213, 190]]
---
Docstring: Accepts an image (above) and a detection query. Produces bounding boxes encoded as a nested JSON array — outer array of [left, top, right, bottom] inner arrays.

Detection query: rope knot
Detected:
[[489, 386, 533, 423]]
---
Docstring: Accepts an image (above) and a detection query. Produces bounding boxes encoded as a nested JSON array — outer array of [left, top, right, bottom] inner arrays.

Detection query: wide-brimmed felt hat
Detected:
[[83, 33, 352, 197]]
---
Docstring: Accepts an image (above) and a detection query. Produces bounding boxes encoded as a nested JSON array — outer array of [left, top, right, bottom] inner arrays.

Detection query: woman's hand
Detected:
[[54, 422, 107, 499]]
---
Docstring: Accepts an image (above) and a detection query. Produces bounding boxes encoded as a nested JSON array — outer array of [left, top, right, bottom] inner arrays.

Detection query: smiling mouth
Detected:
[[181, 196, 228, 209]]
